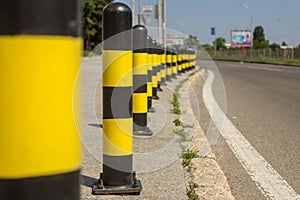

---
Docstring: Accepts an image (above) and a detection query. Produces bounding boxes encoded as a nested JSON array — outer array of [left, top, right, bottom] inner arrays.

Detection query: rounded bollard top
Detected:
[[103, 2, 132, 49], [133, 24, 147, 32], [133, 25, 147, 53], [103, 2, 132, 16]]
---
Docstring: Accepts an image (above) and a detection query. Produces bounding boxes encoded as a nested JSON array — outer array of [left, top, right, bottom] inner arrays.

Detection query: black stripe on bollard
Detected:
[[146, 36, 155, 113], [0, 1, 81, 200], [0, 0, 81, 36], [92, 2, 142, 195], [133, 25, 153, 136]]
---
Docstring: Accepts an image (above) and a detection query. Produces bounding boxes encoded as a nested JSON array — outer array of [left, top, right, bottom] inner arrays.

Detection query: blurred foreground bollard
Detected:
[[92, 2, 142, 195], [0, 1, 82, 199], [146, 36, 155, 112], [132, 25, 153, 136]]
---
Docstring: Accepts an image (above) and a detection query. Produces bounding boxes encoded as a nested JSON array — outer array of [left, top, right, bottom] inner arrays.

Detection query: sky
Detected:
[[118, 0, 300, 46]]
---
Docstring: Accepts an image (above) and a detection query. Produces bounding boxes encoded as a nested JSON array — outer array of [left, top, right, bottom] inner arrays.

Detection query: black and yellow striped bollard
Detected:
[[192, 49, 197, 69], [147, 36, 155, 113], [92, 2, 142, 195], [0, 1, 82, 199], [188, 49, 193, 70], [133, 25, 153, 136], [155, 42, 163, 92], [159, 45, 167, 86], [183, 48, 188, 72], [151, 40, 159, 99], [166, 47, 172, 81], [172, 48, 178, 79], [177, 48, 183, 75]]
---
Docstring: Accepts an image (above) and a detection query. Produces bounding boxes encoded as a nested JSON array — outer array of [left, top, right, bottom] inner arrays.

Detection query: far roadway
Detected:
[[193, 60, 300, 199]]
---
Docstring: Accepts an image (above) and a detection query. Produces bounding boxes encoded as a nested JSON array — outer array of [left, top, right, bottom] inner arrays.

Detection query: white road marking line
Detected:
[[246, 65, 282, 72], [202, 70, 300, 200], [220, 63, 282, 72]]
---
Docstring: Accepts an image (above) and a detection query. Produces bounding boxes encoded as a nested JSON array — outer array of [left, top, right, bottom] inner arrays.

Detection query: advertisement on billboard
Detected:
[[231, 30, 252, 47]]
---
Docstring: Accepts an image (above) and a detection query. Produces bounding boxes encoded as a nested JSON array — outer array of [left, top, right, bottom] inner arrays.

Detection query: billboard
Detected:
[[231, 30, 252, 47]]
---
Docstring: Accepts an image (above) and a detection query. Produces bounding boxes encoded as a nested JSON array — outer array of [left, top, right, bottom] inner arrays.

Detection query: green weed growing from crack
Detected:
[[186, 183, 200, 200], [181, 148, 199, 167], [173, 118, 194, 128], [173, 119, 182, 126]]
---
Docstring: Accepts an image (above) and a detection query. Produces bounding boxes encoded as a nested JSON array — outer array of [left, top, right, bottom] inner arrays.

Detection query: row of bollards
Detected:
[[0, 0, 197, 199], [92, 2, 197, 196]]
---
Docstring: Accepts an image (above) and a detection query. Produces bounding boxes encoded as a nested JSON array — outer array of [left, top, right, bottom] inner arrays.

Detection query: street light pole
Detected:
[[242, 4, 253, 59], [138, 0, 142, 24], [163, 0, 166, 49], [158, 0, 162, 44], [132, 0, 135, 25], [250, 14, 253, 59]]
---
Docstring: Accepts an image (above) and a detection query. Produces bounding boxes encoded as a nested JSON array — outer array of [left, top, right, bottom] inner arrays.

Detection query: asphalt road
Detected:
[[192, 61, 300, 199]]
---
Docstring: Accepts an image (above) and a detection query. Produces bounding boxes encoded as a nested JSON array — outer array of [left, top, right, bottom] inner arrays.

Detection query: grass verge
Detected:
[[212, 56, 300, 67]]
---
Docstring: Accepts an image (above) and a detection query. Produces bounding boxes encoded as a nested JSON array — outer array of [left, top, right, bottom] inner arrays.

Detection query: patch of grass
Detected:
[[173, 119, 194, 128], [171, 107, 181, 114], [186, 183, 199, 200], [181, 149, 199, 167], [171, 78, 189, 115], [173, 119, 182, 126], [212, 56, 300, 67], [171, 93, 181, 114]]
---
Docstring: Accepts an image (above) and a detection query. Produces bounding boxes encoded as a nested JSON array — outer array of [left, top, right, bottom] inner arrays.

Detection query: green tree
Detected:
[[269, 43, 280, 49], [281, 41, 287, 46], [253, 26, 268, 48], [253, 26, 266, 42], [213, 37, 226, 50], [83, 0, 112, 50], [184, 35, 201, 48], [201, 44, 214, 51]]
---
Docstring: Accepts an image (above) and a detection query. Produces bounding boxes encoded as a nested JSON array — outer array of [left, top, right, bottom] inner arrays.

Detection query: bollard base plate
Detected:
[[133, 127, 153, 136], [148, 107, 156, 113], [92, 174, 142, 195], [157, 87, 163, 92]]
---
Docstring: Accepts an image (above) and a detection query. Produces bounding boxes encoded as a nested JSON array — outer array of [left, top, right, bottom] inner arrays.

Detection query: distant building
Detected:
[[225, 43, 231, 49], [166, 34, 185, 46]]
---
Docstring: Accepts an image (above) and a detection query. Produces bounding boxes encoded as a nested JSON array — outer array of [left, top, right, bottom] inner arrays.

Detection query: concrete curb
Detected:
[[179, 69, 235, 200]]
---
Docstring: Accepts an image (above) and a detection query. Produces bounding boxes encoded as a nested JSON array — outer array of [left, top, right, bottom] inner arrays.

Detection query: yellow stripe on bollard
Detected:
[[103, 118, 133, 156], [133, 93, 148, 113], [0, 35, 82, 179], [103, 50, 133, 87], [133, 53, 148, 75]]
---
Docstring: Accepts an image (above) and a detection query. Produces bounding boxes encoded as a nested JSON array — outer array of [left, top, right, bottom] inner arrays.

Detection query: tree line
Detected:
[[203, 26, 294, 51], [83, 0, 112, 51]]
